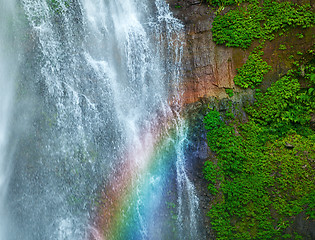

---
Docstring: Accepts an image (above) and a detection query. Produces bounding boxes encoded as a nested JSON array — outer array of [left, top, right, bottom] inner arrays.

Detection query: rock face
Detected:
[[167, 0, 314, 104], [167, 0, 250, 104], [164, 2, 253, 237], [166, 1, 315, 239]]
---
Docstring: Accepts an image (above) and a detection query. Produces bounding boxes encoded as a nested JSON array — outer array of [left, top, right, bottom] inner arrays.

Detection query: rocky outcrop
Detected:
[[167, 0, 251, 104], [167, 0, 314, 104], [167, 1, 315, 239]]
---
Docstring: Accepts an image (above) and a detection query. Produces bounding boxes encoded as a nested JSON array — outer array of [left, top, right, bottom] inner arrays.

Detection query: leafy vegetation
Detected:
[[279, 44, 287, 50], [203, 0, 315, 238], [234, 50, 272, 88], [205, 0, 237, 7], [204, 0, 256, 7], [225, 88, 234, 97], [211, 0, 314, 49], [247, 78, 314, 128], [203, 52, 315, 239]]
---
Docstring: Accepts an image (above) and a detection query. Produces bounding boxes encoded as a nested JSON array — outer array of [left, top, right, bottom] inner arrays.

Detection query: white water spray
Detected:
[[1, 0, 203, 239], [0, 0, 18, 238]]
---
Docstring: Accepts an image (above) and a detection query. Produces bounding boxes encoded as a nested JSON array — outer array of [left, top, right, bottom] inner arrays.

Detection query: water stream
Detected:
[[0, 0, 203, 239], [0, 0, 19, 238]]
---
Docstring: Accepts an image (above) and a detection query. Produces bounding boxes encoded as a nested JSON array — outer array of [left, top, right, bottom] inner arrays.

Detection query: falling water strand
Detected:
[[175, 122, 200, 239], [153, 1, 201, 238]]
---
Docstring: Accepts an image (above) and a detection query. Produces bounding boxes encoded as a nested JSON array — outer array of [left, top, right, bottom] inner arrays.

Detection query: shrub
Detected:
[[234, 51, 272, 88]]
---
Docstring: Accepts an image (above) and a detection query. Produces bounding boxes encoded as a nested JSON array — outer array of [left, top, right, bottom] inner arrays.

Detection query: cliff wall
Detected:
[[168, 0, 250, 104], [167, 0, 314, 104], [167, 1, 315, 239]]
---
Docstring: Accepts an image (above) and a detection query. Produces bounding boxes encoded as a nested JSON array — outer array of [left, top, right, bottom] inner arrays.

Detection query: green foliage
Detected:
[[279, 44, 287, 50], [205, 1, 314, 238], [246, 60, 315, 128], [204, 111, 246, 177], [205, 0, 237, 7], [234, 51, 272, 88], [212, 0, 314, 49], [203, 110, 222, 130], [204, 113, 314, 239], [203, 57, 315, 239], [203, 161, 220, 194], [225, 88, 234, 97], [225, 103, 235, 119], [212, 3, 264, 48]]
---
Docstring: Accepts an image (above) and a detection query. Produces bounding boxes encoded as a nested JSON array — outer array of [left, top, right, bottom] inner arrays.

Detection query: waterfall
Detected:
[[1, 0, 203, 239], [0, 0, 19, 238]]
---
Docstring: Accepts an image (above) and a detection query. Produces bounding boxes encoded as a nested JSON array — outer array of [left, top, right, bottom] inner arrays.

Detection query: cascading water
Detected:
[[1, 0, 204, 239], [0, 0, 19, 238]]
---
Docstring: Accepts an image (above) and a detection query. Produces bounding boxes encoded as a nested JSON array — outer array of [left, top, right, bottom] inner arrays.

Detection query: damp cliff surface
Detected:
[[182, 94, 254, 238], [166, 1, 315, 239], [167, 0, 250, 104], [167, 0, 314, 104]]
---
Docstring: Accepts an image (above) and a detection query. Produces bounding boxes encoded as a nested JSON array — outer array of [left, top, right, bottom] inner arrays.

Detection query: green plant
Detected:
[[212, 3, 264, 49], [225, 88, 234, 97], [203, 161, 219, 195], [204, 110, 222, 130], [246, 65, 314, 127], [279, 44, 287, 50], [203, 55, 315, 239], [205, 0, 237, 7], [234, 51, 272, 88], [206, 2, 315, 238], [211, 0, 314, 49]]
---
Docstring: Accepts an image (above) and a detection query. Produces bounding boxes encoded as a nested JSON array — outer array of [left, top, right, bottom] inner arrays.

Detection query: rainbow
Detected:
[[89, 114, 186, 240]]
